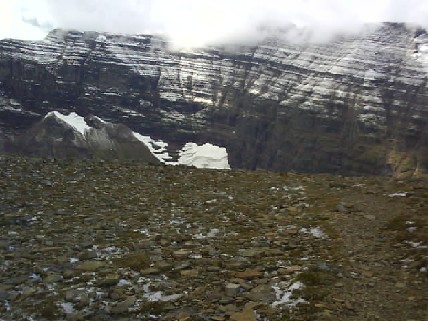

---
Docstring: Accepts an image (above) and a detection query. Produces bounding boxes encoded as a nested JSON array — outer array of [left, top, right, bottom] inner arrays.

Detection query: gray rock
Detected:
[[336, 203, 349, 213], [0, 291, 10, 300], [245, 284, 275, 303], [225, 283, 241, 297], [109, 296, 136, 314], [78, 250, 98, 260], [76, 260, 105, 272]]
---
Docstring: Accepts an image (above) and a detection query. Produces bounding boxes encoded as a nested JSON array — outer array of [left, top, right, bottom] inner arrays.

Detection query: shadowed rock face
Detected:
[[0, 23, 427, 176]]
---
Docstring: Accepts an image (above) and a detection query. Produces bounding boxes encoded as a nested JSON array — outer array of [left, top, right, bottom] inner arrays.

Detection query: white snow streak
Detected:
[[46, 111, 90, 135], [132, 133, 174, 163]]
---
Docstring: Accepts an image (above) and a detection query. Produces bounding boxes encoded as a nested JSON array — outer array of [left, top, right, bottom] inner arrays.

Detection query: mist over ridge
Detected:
[[1, 0, 428, 47]]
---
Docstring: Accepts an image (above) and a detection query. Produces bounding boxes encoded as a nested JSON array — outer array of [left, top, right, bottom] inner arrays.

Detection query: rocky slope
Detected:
[[4, 109, 231, 169], [0, 23, 427, 176], [4, 111, 160, 163], [0, 156, 427, 320]]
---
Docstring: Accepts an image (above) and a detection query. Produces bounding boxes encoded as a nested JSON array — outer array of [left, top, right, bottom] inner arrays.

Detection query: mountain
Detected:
[[4, 111, 161, 163], [4, 110, 231, 169], [0, 23, 427, 176]]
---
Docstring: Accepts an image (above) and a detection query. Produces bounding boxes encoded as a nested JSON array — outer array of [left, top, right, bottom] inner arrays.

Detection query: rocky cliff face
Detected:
[[5, 111, 161, 163], [0, 23, 427, 176]]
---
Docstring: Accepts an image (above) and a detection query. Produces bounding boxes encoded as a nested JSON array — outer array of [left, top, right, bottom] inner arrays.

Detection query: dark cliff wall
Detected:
[[0, 24, 427, 176]]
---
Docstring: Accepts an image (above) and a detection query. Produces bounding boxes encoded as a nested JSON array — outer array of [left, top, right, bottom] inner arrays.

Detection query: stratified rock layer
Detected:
[[0, 23, 427, 176]]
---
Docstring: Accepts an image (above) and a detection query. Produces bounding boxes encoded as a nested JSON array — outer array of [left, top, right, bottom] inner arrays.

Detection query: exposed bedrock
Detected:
[[0, 23, 427, 176]]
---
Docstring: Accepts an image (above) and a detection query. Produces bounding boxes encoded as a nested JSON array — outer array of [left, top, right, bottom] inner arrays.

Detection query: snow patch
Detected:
[[178, 142, 230, 169], [140, 279, 182, 302], [413, 35, 428, 72], [96, 35, 107, 42], [59, 302, 74, 314], [193, 96, 214, 105], [404, 241, 427, 249], [272, 281, 305, 308], [388, 192, 407, 197], [46, 111, 90, 135], [193, 228, 220, 239], [117, 279, 132, 287], [132, 133, 175, 164], [300, 227, 326, 239]]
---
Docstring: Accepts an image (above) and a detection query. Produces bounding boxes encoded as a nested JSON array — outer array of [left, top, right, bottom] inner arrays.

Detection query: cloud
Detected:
[[0, 0, 51, 40], [1, 0, 428, 46]]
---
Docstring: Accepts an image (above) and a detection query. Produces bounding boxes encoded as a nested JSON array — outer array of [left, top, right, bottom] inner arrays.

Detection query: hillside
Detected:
[[0, 156, 426, 320]]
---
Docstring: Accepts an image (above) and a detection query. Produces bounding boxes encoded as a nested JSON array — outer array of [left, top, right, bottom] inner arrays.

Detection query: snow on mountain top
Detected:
[[178, 142, 230, 170], [46, 111, 90, 135]]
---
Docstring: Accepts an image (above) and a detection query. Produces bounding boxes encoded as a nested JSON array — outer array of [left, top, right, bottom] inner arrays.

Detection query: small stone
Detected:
[[109, 288, 127, 301], [246, 284, 275, 303], [63, 270, 77, 279], [286, 265, 301, 273], [76, 260, 105, 272], [0, 291, 10, 301], [362, 271, 373, 278], [207, 266, 220, 272], [180, 269, 199, 277], [173, 249, 191, 258], [288, 206, 298, 213], [336, 203, 349, 213], [140, 267, 160, 275], [234, 270, 263, 280], [98, 274, 120, 287], [44, 273, 62, 284], [225, 283, 241, 297], [238, 249, 262, 258], [65, 289, 82, 301], [177, 312, 190, 321], [20, 287, 36, 300], [155, 261, 172, 271], [78, 250, 98, 260], [230, 308, 257, 321], [219, 304, 238, 313], [110, 296, 136, 314]]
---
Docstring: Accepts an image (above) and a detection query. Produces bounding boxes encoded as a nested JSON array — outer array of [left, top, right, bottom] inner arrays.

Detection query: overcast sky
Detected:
[[1, 0, 428, 47]]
